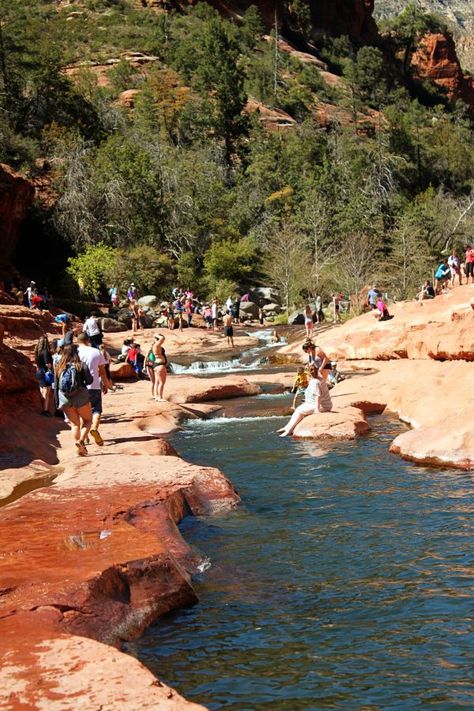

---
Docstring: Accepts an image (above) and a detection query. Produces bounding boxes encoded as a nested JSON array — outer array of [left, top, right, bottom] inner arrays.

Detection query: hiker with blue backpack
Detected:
[[54, 344, 93, 457]]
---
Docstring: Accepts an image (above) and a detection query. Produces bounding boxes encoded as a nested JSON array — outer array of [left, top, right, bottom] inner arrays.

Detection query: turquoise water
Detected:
[[135, 414, 474, 709]]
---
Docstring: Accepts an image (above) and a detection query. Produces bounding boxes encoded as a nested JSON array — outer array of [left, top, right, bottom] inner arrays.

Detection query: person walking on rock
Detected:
[[448, 251, 462, 287], [464, 245, 474, 285], [304, 304, 314, 339], [332, 293, 342, 324], [77, 333, 108, 447], [223, 311, 235, 348], [127, 283, 138, 301], [146, 333, 167, 401], [315, 295, 324, 324], [83, 311, 103, 349], [54, 344, 93, 456], [34, 335, 54, 416], [211, 298, 219, 331], [277, 365, 332, 437]]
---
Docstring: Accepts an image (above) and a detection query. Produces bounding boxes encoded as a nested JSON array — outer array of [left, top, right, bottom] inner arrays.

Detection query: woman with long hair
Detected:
[[145, 333, 167, 401], [54, 344, 93, 456], [34, 335, 53, 416]]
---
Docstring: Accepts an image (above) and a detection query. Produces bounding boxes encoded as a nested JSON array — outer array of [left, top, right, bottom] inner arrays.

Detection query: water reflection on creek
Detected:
[[134, 412, 474, 710]]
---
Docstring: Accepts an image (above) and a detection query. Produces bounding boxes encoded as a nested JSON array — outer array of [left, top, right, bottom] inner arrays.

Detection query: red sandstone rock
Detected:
[[330, 359, 474, 469], [292, 406, 370, 440], [246, 97, 296, 131], [411, 33, 474, 112], [118, 88, 141, 107], [0, 618, 205, 710], [0, 164, 35, 276], [166, 374, 261, 403], [277, 285, 474, 362]]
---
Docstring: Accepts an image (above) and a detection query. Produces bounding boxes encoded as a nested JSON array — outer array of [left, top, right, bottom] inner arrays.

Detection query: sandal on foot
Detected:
[[75, 441, 88, 457], [90, 429, 104, 446]]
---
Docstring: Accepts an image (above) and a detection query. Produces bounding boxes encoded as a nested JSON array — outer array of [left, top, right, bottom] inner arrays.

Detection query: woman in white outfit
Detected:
[[277, 365, 332, 437]]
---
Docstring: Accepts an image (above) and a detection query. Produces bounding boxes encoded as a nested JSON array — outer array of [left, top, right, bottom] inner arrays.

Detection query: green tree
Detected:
[[67, 243, 117, 296], [391, 4, 447, 77], [197, 17, 248, 164], [263, 221, 311, 312], [204, 238, 257, 296], [344, 46, 387, 108], [112, 245, 176, 297]]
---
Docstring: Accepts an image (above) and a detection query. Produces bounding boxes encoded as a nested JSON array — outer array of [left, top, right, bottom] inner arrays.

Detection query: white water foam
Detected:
[[187, 415, 287, 426]]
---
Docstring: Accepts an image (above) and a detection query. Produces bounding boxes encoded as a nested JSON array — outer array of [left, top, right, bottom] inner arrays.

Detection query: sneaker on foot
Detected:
[[90, 429, 104, 446]]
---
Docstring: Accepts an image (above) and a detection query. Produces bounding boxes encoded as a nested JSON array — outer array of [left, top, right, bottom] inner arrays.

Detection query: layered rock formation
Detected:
[[375, 0, 474, 72], [0, 165, 35, 278], [411, 32, 474, 112]]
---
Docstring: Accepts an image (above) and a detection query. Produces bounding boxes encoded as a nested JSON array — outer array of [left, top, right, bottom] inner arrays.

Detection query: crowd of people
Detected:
[[28, 245, 474, 453]]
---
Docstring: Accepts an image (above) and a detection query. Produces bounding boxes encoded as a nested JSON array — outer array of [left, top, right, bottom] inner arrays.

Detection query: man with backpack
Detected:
[[77, 332, 108, 447]]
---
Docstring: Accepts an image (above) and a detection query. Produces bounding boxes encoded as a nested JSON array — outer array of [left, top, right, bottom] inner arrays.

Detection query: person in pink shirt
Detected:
[[464, 244, 474, 284]]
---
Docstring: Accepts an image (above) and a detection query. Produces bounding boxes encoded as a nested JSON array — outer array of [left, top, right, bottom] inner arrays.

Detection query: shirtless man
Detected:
[[223, 311, 234, 348]]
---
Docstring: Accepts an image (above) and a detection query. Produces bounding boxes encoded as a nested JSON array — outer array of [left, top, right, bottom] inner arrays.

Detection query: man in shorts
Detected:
[[77, 332, 108, 446], [465, 245, 474, 285], [223, 311, 234, 348]]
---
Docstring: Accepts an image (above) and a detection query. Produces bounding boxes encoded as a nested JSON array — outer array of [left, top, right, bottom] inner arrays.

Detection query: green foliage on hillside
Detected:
[[2, 0, 473, 306]]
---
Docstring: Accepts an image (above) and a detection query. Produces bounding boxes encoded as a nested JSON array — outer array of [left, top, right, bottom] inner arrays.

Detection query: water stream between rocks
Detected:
[[132, 392, 474, 709]]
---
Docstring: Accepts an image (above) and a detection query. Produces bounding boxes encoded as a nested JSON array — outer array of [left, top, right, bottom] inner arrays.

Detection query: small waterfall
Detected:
[[169, 329, 287, 375], [170, 359, 249, 375]]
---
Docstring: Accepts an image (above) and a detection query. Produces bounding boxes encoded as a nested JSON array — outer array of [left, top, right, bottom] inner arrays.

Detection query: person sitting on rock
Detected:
[[418, 280, 435, 301], [328, 362, 345, 388], [277, 365, 332, 437], [127, 342, 145, 377], [374, 296, 392, 321], [118, 338, 133, 362]]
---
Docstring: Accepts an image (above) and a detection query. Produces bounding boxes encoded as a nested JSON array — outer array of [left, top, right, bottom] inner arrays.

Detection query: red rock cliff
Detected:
[[411, 33, 474, 113], [0, 164, 35, 276]]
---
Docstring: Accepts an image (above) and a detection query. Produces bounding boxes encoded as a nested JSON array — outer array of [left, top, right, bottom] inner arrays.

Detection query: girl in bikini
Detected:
[[146, 333, 168, 401]]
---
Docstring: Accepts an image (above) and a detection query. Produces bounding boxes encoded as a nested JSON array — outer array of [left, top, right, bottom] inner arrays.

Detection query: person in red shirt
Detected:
[[464, 245, 474, 284]]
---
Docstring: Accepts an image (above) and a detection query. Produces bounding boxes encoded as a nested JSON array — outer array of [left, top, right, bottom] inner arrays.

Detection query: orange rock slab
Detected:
[[0, 617, 204, 710], [293, 406, 370, 440]]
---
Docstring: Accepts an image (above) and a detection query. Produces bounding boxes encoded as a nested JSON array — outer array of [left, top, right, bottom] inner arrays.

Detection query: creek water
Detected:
[[133, 404, 473, 710]]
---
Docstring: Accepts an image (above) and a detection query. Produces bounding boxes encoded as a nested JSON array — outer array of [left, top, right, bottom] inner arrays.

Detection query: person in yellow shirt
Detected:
[[291, 366, 309, 410]]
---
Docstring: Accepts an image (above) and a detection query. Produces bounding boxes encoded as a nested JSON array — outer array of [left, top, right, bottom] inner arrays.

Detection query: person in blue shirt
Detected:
[[367, 285, 381, 310], [434, 259, 450, 293]]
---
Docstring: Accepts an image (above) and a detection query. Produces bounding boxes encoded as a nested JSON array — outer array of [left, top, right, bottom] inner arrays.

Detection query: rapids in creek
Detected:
[[133, 404, 474, 710]]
